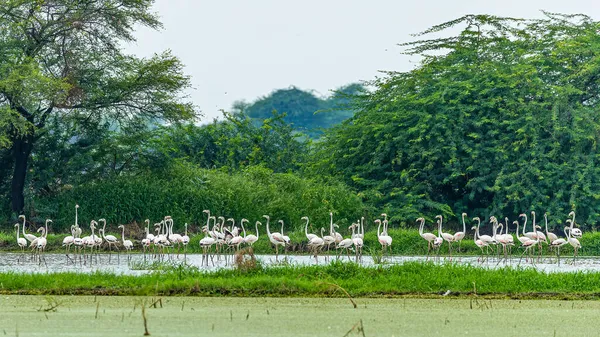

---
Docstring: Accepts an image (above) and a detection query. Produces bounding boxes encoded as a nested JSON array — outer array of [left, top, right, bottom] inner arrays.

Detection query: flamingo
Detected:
[[550, 226, 568, 265], [34, 219, 50, 265], [351, 224, 364, 263], [118, 225, 134, 260], [199, 226, 215, 266], [544, 213, 558, 244], [418, 217, 436, 260], [566, 219, 581, 263], [330, 212, 343, 244], [62, 226, 75, 262], [471, 219, 488, 262], [99, 218, 119, 262], [568, 211, 582, 238], [376, 219, 392, 259], [453, 213, 467, 253], [228, 219, 246, 255], [14, 222, 27, 262], [522, 213, 537, 240], [519, 222, 539, 264], [336, 227, 354, 261], [19, 215, 37, 244], [378, 215, 387, 236], [307, 228, 325, 264], [303, 216, 317, 242], [280, 220, 291, 244], [244, 221, 260, 248], [264, 215, 285, 261], [437, 215, 454, 259], [181, 223, 190, 258], [73, 204, 82, 239], [432, 218, 444, 260], [322, 222, 336, 262]]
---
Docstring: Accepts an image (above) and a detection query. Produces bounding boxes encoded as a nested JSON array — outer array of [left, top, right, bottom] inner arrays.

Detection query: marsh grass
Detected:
[[2, 262, 600, 298]]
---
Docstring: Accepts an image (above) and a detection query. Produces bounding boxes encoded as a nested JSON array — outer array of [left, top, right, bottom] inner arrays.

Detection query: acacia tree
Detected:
[[0, 0, 197, 213], [315, 13, 600, 228]]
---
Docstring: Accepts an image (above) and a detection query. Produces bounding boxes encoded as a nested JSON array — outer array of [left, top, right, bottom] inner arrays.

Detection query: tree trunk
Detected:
[[11, 132, 34, 214]]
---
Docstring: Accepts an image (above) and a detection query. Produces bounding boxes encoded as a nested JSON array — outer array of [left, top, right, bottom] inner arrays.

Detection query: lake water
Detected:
[[0, 251, 596, 275]]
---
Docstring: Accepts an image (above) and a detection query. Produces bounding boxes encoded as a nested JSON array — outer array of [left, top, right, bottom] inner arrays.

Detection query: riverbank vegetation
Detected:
[[3, 5, 600, 236], [2, 261, 600, 299]]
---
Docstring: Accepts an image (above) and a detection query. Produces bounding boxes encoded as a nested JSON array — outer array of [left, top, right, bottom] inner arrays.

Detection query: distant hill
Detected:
[[233, 83, 364, 138]]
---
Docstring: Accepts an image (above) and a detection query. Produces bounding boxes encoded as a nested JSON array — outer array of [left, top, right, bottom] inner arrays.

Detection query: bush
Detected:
[[32, 163, 364, 233]]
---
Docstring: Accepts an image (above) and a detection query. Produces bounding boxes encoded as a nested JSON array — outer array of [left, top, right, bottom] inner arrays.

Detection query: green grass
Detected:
[[1, 261, 600, 298], [1, 227, 598, 256]]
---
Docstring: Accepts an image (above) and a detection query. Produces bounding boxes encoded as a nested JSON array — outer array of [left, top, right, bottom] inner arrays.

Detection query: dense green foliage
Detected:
[[33, 162, 362, 232], [3, 261, 600, 298], [0, 0, 197, 213], [145, 111, 309, 173], [236, 83, 363, 138], [314, 13, 600, 229]]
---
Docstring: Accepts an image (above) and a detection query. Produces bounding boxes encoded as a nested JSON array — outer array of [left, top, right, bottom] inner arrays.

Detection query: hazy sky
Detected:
[[125, 0, 599, 122]]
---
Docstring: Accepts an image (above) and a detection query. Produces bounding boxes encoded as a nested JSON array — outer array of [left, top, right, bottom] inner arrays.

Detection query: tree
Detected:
[[145, 110, 309, 173], [315, 13, 600, 227], [239, 84, 364, 138], [0, 0, 197, 213]]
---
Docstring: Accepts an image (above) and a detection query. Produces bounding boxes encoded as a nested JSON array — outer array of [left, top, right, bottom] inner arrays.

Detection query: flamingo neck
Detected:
[[255, 222, 260, 238]]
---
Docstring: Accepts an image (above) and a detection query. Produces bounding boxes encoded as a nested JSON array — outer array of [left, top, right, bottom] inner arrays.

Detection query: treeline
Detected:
[[234, 83, 363, 138], [2, 5, 600, 233]]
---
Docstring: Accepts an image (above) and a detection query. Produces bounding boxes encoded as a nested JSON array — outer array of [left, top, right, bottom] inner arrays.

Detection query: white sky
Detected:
[[125, 0, 600, 122]]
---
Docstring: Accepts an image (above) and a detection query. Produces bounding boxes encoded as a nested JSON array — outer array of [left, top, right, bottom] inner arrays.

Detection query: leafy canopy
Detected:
[[315, 13, 600, 227]]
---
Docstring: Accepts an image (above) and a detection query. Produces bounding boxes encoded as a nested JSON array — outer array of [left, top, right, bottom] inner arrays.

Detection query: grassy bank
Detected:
[[1, 227, 598, 256], [2, 262, 600, 299]]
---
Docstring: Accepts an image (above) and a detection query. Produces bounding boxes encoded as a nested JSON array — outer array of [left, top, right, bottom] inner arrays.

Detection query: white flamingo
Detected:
[[550, 226, 568, 265], [351, 224, 364, 263], [568, 211, 582, 238], [199, 226, 216, 266], [303, 216, 317, 242], [99, 218, 119, 262], [453, 213, 467, 253], [14, 222, 27, 262], [376, 219, 392, 258], [437, 215, 454, 259], [307, 228, 325, 263], [471, 219, 488, 263], [118, 225, 134, 260], [336, 227, 354, 261], [418, 217, 436, 260], [566, 219, 581, 263], [19, 215, 37, 244], [62, 226, 75, 262], [244, 221, 260, 247], [264, 215, 285, 261]]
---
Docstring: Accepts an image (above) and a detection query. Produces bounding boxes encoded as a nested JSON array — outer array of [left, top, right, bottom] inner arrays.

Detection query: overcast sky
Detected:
[[125, 0, 599, 122]]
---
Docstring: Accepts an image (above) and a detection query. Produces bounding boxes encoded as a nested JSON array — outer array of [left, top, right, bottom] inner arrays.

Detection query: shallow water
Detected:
[[0, 296, 597, 337], [0, 251, 597, 275]]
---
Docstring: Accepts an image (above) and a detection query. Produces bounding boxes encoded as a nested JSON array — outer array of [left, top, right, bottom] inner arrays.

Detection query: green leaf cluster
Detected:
[[314, 13, 600, 229]]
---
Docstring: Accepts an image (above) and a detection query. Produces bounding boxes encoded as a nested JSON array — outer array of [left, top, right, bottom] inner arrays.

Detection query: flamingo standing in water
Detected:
[[307, 228, 325, 264], [264, 215, 285, 261], [376, 219, 392, 259], [549, 225, 568, 265], [303, 216, 317, 242], [99, 218, 119, 262], [418, 218, 436, 260], [244, 221, 260, 248], [14, 222, 27, 262], [453, 213, 467, 253], [566, 219, 581, 263], [437, 215, 454, 259], [199, 226, 216, 266], [471, 218, 488, 263], [19, 215, 37, 245], [118, 225, 134, 261]]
